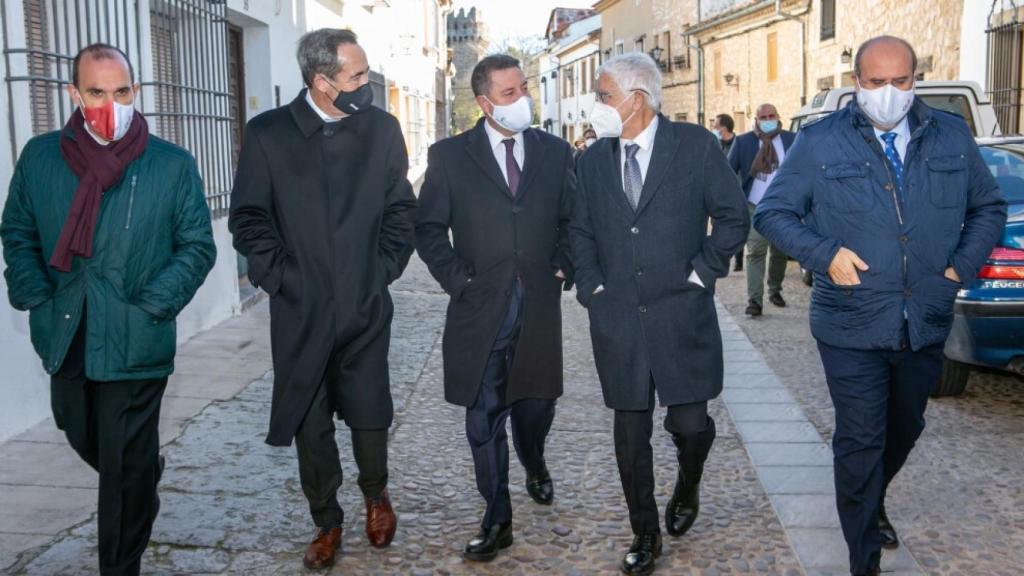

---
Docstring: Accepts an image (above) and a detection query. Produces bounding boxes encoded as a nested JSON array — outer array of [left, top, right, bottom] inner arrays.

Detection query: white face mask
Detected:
[[585, 138, 596, 147], [485, 95, 533, 134], [856, 80, 915, 130], [589, 92, 639, 138]]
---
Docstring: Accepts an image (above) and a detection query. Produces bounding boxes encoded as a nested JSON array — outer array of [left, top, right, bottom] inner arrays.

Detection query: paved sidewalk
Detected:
[[0, 256, 926, 575]]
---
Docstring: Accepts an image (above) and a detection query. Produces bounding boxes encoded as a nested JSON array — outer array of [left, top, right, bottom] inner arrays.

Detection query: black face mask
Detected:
[[323, 76, 373, 115]]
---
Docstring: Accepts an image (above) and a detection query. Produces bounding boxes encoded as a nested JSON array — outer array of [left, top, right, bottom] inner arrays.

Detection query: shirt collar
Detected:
[[873, 114, 910, 141], [305, 89, 342, 123], [622, 115, 659, 151], [483, 118, 524, 152]]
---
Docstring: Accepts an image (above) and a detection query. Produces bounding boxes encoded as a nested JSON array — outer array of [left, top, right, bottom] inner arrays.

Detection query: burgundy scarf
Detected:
[[51, 108, 149, 272]]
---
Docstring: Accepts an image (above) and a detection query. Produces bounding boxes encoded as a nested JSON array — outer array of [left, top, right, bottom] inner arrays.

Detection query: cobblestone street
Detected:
[[716, 262, 1024, 576], [3, 256, 1023, 574]]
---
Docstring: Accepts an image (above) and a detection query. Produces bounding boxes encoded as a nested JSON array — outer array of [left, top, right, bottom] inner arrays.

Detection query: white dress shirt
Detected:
[[873, 115, 910, 162], [594, 115, 703, 292], [620, 115, 658, 192], [305, 90, 342, 123], [747, 135, 787, 206], [484, 119, 525, 186]]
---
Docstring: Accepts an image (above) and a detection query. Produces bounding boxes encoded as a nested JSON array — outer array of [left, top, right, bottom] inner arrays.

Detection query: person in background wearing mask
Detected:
[[727, 103, 796, 316], [1, 43, 215, 576], [755, 36, 1005, 576], [570, 53, 747, 575], [416, 54, 575, 563], [712, 113, 736, 156], [229, 29, 416, 570], [711, 114, 742, 271]]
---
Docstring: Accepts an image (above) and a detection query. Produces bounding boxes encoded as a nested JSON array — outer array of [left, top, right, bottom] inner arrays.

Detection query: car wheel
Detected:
[[932, 357, 970, 397], [801, 268, 813, 287]]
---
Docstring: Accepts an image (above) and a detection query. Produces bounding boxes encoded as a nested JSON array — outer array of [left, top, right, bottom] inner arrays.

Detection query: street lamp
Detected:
[[650, 46, 664, 63]]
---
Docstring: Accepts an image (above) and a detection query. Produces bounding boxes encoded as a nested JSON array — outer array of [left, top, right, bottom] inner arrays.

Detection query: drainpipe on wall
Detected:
[[775, 0, 809, 105], [686, 39, 705, 126]]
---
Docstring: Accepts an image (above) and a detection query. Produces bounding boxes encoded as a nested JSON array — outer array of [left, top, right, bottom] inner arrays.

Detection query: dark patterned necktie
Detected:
[[503, 138, 520, 196], [623, 143, 642, 210]]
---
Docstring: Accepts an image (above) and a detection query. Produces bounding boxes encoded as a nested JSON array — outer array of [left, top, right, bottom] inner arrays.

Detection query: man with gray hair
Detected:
[[229, 28, 416, 570], [570, 52, 748, 575]]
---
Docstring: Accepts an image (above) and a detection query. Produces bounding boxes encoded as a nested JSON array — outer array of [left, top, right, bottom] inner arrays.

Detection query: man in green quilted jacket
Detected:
[[0, 43, 215, 576]]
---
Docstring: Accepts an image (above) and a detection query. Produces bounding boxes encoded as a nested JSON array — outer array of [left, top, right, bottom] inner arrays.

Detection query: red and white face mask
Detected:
[[77, 95, 135, 141]]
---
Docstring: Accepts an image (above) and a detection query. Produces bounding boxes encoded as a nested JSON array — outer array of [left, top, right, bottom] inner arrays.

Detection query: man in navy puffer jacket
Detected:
[[754, 36, 1006, 576]]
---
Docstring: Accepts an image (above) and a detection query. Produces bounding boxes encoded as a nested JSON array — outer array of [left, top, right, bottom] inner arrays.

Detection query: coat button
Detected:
[[899, 235, 908, 244], [904, 289, 912, 297], [64, 314, 70, 319], [630, 226, 639, 234], [636, 268, 644, 277], [638, 305, 647, 313], [512, 206, 521, 214], [323, 128, 334, 137], [885, 183, 893, 191], [504, 289, 511, 296]]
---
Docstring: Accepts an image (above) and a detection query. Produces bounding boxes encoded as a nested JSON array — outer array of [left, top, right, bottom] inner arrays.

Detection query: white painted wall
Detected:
[[538, 52, 560, 134], [959, 0, 989, 88]]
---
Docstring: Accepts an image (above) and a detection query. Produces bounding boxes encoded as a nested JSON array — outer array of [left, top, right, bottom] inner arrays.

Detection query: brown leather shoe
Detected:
[[365, 488, 397, 548], [303, 527, 342, 570]]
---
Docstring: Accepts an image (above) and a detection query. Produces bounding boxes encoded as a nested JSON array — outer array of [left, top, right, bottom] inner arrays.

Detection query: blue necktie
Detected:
[[880, 132, 904, 200], [623, 143, 642, 211]]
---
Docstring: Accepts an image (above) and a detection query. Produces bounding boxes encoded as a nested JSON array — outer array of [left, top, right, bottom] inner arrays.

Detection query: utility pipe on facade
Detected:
[[775, 0, 809, 105]]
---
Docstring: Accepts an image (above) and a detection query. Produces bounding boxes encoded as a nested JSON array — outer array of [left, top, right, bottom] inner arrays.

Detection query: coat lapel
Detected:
[[465, 120, 513, 199], [516, 128, 544, 199], [635, 116, 681, 216], [597, 139, 634, 214]]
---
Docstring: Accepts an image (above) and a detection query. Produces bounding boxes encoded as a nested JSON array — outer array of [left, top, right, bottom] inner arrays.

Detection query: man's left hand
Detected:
[[944, 266, 961, 283], [555, 270, 566, 279]]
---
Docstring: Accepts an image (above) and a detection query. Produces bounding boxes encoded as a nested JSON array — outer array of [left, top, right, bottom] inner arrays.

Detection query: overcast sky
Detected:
[[452, 0, 596, 45]]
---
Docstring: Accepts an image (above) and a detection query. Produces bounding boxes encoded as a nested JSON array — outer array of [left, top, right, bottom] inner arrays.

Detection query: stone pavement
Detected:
[[717, 262, 1024, 576], [0, 255, 943, 575]]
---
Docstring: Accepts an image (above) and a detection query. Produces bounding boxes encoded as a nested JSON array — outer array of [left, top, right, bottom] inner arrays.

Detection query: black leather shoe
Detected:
[[768, 292, 787, 307], [526, 470, 554, 505], [665, 480, 700, 537], [745, 300, 762, 316], [879, 504, 898, 549], [621, 532, 661, 575], [463, 522, 513, 562]]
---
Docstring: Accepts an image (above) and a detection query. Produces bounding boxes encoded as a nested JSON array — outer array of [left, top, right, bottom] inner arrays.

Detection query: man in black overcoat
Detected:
[[570, 53, 749, 575], [228, 29, 416, 570], [415, 54, 576, 563]]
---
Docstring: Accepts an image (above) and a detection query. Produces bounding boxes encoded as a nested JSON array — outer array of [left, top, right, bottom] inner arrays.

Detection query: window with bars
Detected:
[[987, 20, 1023, 134], [821, 0, 836, 41], [24, 0, 54, 136], [150, 9, 182, 144]]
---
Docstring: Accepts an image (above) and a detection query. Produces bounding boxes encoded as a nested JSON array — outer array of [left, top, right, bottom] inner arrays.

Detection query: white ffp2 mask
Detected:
[[856, 80, 914, 129]]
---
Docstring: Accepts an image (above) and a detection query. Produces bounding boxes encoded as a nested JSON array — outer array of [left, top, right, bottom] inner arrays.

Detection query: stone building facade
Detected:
[[447, 6, 489, 134], [593, 0, 968, 135]]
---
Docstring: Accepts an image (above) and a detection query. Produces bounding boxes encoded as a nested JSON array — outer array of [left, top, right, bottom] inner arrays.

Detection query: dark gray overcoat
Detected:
[[229, 91, 416, 446], [570, 116, 749, 410], [416, 119, 576, 407]]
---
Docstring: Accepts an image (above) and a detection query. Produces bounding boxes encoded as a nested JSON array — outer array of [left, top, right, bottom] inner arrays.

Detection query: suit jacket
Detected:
[[229, 91, 416, 446], [570, 116, 749, 410], [416, 118, 576, 407], [727, 130, 797, 198]]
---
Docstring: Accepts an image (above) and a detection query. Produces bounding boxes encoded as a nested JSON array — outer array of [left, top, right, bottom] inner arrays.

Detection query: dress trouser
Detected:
[[294, 327, 391, 529], [50, 315, 166, 576], [466, 280, 557, 528], [614, 382, 716, 534], [817, 338, 943, 575], [745, 203, 787, 305]]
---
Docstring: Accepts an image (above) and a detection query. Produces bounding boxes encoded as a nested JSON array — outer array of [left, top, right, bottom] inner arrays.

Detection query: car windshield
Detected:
[[981, 143, 1024, 203]]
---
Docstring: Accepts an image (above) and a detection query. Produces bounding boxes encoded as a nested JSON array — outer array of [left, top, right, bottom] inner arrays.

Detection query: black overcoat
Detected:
[[416, 119, 576, 407], [569, 116, 749, 410], [229, 92, 416, 446]]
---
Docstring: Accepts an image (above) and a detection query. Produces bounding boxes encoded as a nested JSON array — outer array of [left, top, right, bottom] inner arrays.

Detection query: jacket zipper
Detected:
[[125, 175, 137, 229]]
